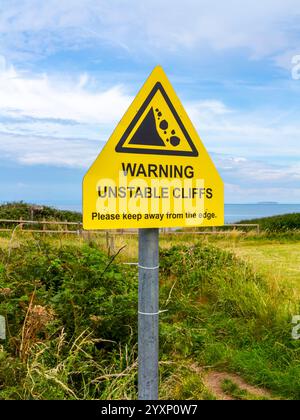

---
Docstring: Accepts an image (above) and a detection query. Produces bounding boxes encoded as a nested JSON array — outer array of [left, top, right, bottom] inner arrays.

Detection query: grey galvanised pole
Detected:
[[138, 228, 159, 400]]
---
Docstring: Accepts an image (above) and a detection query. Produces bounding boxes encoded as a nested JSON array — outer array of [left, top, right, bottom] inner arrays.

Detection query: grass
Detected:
[[221, 378, 268, 400], [159, 243, 300, 399], [225, 243, 300, 295], [90, 231, 300, 295], [0, 230, 299, 399]]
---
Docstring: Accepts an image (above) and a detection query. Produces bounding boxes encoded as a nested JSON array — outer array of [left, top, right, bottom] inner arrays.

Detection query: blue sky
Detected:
[[1, 0, 300, 208]]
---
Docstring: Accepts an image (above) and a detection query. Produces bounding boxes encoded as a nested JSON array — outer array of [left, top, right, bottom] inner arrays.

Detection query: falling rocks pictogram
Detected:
[[129, 108, 165, 147]]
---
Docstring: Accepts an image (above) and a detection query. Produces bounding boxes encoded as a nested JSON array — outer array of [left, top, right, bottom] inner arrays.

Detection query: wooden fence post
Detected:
[[110, 234, 115, 255]]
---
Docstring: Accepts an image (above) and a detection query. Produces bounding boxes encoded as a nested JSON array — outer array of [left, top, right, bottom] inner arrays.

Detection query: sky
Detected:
[[1, 0, 300, 208]]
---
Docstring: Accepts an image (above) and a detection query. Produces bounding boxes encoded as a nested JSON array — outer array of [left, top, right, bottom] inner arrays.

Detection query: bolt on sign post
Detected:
[[82, 66, 224, 399]]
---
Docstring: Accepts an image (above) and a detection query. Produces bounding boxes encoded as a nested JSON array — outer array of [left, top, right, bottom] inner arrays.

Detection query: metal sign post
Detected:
[[138, 228, 159, 400], [0, 315, 5, 340]]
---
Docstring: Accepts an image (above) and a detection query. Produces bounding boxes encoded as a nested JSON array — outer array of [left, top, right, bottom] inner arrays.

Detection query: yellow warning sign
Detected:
[[83, 66, 224, 230]]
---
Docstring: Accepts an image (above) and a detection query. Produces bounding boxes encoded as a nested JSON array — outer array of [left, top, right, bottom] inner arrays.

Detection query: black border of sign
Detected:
[[115, 82, 199, 157]]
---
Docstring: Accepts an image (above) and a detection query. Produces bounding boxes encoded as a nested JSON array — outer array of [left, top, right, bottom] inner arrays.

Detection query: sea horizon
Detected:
[[2, 201, 300, 224]]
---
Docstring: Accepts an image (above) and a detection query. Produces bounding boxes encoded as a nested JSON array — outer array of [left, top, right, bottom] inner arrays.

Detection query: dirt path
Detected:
[[189, 364, 272, 400], [204, 371, 272, 400]]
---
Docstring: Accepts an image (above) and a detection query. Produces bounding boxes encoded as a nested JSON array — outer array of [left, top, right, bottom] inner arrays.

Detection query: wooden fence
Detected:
[[0, 219, 260, 235], [0, 218, 82, 234]]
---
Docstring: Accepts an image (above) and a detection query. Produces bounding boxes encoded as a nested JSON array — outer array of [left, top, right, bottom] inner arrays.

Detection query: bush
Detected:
[[0, 240, 139, 399], [0, 202, 81, 230], [239, 213, 300, 232]]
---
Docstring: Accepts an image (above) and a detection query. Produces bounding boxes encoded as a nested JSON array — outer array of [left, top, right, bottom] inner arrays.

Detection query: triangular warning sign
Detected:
[[115, 82, 198, 157], [83, 66, 224, 230]]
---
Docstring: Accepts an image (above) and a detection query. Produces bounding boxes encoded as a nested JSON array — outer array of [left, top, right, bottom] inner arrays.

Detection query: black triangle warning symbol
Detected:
[[115, 82, 198, 157]]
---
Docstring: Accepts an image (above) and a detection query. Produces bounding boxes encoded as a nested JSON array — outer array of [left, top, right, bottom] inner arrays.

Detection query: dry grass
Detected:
[[19, 291, 54, 362]]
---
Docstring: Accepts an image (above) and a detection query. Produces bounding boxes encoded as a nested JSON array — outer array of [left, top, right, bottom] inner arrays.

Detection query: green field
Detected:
[[225, 242, 300, 295], [87, 232, 300, 295]]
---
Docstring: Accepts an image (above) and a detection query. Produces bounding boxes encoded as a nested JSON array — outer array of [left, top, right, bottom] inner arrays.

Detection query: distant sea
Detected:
[[225, 203, 300, 223], [53, 202, 300, 224]]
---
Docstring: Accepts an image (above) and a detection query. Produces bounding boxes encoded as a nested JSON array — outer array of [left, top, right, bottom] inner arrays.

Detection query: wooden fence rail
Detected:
[[0, 219, 260, 235], [0, 219, 80, 225]]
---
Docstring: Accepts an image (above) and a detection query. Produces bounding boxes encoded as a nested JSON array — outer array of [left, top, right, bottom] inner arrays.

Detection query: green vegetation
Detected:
[[239, 212, 300, 232], [160, 244, 299, 400], [0, 203, 299, 399], [224, 241, 300, 294], [0, 202, 81, 223], [0, 234, 299, 400], [221, 379, 268, 400]]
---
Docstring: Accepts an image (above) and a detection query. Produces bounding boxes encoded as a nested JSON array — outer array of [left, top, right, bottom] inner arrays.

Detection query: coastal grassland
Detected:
[[61, 230, 299, 295], [1, 229, 299, 296], [0, 231, 299, 399], [89, 231, 300, 295], [224, 242, 300, 295]]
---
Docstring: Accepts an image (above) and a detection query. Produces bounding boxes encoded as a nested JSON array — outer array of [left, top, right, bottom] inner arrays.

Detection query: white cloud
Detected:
[[215, 155, 300, 202], [187, 101, 300, 158], [225, 183, 300, 203], [0, 59, 132, 125], [216, 154, 300, 183], [187, 100, 232, 119], [0, 131, 102, 168], [1, 0, 300, 61]]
